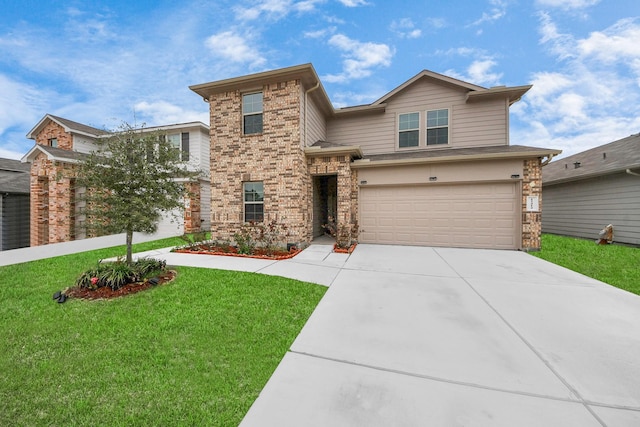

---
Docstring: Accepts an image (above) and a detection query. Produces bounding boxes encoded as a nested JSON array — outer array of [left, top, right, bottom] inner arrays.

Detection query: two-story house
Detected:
[[191, 63, 560, 251], [21, 115, 211, 246]]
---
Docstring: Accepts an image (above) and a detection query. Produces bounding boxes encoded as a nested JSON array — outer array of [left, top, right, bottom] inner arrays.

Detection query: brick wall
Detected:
[[184, 181, 201, 234], [209, 79, 311, 246], [29, 152, 78, 245], [307, 155, 358, 244], [35, 121, 73, 149], [522, 158, 543, 251]]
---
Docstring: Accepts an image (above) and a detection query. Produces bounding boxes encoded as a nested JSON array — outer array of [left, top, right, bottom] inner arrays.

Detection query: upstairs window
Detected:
[[398, 112, 419, 148], [426, 109, 449, 145], [167, 132, 190, 161], [243, 92, 263, 135], [243, 181, 264, 222], [48, 138, 58, 148]]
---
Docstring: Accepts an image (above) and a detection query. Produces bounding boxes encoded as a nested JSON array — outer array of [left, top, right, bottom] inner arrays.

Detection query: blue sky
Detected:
[[1, 0, 639, 160]]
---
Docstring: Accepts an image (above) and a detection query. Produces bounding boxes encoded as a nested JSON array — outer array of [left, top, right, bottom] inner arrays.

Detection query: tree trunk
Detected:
[[126, 229, 133, 265]]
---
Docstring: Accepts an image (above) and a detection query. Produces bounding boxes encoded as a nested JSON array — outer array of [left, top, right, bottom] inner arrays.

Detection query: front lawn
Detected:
[[532, 234, 640, 295], [0, 239, 327, 426]]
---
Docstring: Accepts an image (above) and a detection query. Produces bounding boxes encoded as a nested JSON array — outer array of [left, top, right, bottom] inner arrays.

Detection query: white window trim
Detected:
[[425, 107, 450, 146], [396, 111, 421, 150], [243, 181, 264, 223], [242, 92, 263, 135]]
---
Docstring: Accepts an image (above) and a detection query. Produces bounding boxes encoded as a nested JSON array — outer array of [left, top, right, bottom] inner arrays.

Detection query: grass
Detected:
[[531, 234, 640, 295], [0, 237, 327, 426]]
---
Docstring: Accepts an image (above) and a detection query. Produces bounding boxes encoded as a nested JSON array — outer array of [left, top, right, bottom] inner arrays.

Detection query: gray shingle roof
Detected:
[[543, 134, 640, 184], [48, 115, 110, 137], [0, 158, 30, 194], [362, 144, 560, 162]]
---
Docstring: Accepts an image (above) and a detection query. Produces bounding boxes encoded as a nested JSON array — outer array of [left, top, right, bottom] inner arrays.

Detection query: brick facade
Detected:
[[522, 158, 543, 251], [209, 79, 312, 246], [35, 121, 73, 149], [183, 181, 201, 234]]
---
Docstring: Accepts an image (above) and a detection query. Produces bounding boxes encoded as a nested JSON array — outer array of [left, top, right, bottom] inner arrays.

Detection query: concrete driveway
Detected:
[[238, 244, 640, 426]]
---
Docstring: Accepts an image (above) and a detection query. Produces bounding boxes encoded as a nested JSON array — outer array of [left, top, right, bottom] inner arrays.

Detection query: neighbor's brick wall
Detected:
[[35, 121, 73, 150], [522, 158, 542, 251], [208, 79, 311, 245], [184, 181, 201, 234], [29, 152, 78, 246]]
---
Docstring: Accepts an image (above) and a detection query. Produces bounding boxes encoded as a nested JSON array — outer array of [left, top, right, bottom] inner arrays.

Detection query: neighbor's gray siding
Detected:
[[542, 172, 640, 245], [1, 194, 30, 250], [327, 78, 508, 155]]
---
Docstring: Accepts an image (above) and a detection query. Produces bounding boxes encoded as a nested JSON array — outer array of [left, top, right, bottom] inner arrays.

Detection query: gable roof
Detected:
[[370, 69, 531, 107], [0, 158, 30, 194], [26, 114, 109, 140], [190, 63, 334, 116], [20, 144, 90, 164], [543, 133, 640, 185]]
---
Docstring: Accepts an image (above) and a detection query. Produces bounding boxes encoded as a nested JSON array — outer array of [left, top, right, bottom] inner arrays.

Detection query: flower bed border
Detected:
[[173, 247, 302, 260], [333, 243, 357, 254]]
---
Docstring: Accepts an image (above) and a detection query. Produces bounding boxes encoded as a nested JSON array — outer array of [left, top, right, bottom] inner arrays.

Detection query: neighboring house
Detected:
[[0, 158, 30, 250], [21, 115, 211, 246], [190, 63, 560, 250], [542, 134, 640, 245]]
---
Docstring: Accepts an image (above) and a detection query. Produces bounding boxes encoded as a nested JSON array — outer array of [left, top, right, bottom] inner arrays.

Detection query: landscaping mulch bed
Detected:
[[66, 270, 177, 300], [173, 245, 302, 260]]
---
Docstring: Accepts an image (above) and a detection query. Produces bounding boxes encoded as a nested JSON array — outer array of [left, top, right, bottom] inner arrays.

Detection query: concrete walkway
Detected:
[[133, 243, 640, 426], [4, 238, 640, 425]]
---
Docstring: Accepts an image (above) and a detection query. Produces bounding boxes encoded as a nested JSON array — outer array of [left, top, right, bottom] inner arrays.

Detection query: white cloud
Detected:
[[323, 34, 394, 83], [337, 0, 368, 6], [535, 0, 600, 10], [390, 18, 422, 39], [470, 0, 508, 27], [512, 16, 640, 157], [304, 27, 337, 39], [205, 31, 266, 68], [134, 101, 209, 126], [445, 59, 503, 86], [233, 0, 324, 21]]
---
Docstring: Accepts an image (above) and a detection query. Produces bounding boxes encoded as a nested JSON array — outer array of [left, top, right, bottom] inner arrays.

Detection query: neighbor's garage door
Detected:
[[359, 182, 519, 249]]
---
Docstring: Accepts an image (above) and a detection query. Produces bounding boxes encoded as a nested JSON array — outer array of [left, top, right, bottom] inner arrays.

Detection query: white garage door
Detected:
[[359, 182, 519, 249], [156, 208, 184, 237]]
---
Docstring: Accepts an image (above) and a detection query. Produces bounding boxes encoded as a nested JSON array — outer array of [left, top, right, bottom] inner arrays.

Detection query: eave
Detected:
[[304, 145, 363, 159], [466, 85, 532, 106], [352, 147, 561, 169]]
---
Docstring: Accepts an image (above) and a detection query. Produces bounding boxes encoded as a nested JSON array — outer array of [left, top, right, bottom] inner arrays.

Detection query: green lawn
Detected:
[[0, 238, 327, 426], [532, 234, 640, 295]]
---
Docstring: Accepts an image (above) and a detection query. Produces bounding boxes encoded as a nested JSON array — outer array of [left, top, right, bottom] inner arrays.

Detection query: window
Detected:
[[48, 138, 58, 148], [167, 132, 190, 161], [243, 92, 263, 135], [243, 182, 264, 222], [398, 112, 419, 148], [426, 109, 449, 145]]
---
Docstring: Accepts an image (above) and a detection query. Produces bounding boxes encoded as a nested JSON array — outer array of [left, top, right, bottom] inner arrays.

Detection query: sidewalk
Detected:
[[0, 232, 175, 267]]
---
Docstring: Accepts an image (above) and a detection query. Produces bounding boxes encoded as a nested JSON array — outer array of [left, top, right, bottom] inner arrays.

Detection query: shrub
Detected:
[[75, 258, 166, 291]]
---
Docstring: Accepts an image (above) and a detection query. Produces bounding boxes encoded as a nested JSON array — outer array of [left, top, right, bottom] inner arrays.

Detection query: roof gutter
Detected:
[[626, 168, 640, 177], [541, 152, 559, 167]]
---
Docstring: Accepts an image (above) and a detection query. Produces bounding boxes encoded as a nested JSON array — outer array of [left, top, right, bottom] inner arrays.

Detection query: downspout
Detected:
[[541, 152, 558, 167], [626, 168, 640, 177], [304, 81, 321, 147]]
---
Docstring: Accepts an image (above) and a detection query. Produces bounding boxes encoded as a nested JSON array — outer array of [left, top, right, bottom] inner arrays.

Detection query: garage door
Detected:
[[359, 182, 519, 249]]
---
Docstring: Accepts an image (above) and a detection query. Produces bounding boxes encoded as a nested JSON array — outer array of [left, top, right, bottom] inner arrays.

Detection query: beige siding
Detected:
[[542, 172, 640, 245], [327, 78, 509, 155], [303, 91, 327, 146]]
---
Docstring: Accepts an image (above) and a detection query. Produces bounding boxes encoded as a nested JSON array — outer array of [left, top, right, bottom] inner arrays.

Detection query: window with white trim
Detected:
[[49, 138, 58, 148], [243, 181, 264, 222], [398, 112, 420, 148], [426, 109, 449, 145], [243, 92, 263, 135], [167, 132, 190, 161]]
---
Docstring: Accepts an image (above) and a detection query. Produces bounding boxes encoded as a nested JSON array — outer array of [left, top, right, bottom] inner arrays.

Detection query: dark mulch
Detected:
[[173, 245, 301, 260], [66, 270, 177, 300]]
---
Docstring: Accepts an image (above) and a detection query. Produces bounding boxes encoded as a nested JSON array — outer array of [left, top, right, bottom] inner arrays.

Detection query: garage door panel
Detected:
[[360, 183, 519, 249]]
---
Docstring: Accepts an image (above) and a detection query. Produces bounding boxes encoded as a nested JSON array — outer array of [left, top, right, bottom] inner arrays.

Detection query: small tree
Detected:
[[77, 122, 200, 264]]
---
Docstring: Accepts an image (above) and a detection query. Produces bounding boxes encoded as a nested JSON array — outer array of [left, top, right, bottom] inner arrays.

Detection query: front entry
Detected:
[[312, 175, 337, 238]]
